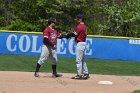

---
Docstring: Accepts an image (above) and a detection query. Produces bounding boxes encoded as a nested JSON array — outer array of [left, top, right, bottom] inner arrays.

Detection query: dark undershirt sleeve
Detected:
[[66, 32, 77, 38], [43, 38, 54, 47]]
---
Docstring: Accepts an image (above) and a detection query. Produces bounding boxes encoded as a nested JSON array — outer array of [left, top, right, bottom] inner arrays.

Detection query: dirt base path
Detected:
[[0, 71, 140, 93]]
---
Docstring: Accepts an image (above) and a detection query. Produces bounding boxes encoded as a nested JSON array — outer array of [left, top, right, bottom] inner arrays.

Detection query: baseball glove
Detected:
[[59, 31, 71, 39]]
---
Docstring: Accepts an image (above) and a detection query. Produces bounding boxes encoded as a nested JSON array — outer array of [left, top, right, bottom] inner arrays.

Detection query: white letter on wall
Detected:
[[69, 39, 76, 55], [6, 34, 17, 52], [86, 38, 92, 55], [19, 35, 30, 52], [31, 36, 41, 53], [57, 39, 66, 54]]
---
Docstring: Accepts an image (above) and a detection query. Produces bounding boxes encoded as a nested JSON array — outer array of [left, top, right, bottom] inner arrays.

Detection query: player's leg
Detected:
[[83, 62, 88, 74], [72, 43, 83, 79], [82, 45, 89, 79], [50, 49, 62, 77], [82, 57, 89, 79], [82, 57, 88, 74], [34, 45, 49, 77]]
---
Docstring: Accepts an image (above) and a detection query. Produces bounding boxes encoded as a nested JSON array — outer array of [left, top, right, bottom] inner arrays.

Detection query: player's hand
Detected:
[[65, 31, 72, 39], [58, 32, 66, 39], [57, 31, 72, 39], [61, 32, 67, 37], [52, 45, 56, 50]]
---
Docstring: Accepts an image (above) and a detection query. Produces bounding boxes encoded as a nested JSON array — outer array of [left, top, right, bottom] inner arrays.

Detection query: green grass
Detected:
[[132, 90, 140, 93], [0, 54, 140, 76]]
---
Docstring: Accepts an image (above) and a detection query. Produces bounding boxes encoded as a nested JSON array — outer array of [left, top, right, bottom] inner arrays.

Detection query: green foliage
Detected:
[[0, 17, 5, 26], [0, 0, 140, 37], [7, 19, 37, 31], [98, 0, 140, 37]]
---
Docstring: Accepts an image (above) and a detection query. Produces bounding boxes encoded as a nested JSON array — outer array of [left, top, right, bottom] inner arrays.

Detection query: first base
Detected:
[[98, 80, 113, 85]]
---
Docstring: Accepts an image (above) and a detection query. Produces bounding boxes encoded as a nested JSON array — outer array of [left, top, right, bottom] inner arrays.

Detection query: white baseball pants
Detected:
[[76, 42, 88, 75], [38, 45, 57, 65]]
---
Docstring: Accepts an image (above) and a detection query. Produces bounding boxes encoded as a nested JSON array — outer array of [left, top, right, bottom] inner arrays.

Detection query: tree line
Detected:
[[0, 0, 140, 37]]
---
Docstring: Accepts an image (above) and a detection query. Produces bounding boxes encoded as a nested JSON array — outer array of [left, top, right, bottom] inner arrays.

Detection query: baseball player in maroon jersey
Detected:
[[66, 14, 89, 80], [34, 17, 63, 78]]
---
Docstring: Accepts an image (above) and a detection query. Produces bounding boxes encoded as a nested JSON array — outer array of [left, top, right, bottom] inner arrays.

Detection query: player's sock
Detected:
[[34, 63, 41, 77], [35, 63, 41, 72], [52, 65, 57, 74], [52, 65, 62, 77]]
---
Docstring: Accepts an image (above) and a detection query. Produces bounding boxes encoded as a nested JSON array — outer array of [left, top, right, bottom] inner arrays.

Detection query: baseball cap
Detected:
[[75, 14, 84, 20], [48, 17, 57, 25]]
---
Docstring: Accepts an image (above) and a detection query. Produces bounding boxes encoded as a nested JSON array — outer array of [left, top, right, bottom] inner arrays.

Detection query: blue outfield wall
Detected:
[[0, 31, 140, 62]]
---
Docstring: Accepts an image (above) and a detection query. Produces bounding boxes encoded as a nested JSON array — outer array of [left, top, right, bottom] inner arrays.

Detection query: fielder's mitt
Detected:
[[59, 31, 71, 39]]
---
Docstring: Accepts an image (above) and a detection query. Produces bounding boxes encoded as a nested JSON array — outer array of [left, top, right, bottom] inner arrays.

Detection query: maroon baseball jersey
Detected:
[[43, 26, 60, 45], [74, 23, 87, 43]]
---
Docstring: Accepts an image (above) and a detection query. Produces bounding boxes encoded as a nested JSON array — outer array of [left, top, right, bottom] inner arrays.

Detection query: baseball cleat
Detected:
[[83, 74, 90, 80], [34, 72, 39, 77], [71, 75, 83, 80], [52, 73, 62, 78]]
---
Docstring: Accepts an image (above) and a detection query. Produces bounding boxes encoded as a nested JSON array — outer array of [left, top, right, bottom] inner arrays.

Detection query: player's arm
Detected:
[[55, 27, 77, 39], [66, 26, 81, 38], [43, 37, 54, 47], [58, 31, 78, 39], [55, 29, 65, 39], [62, 31, 77, 39], [57, 29, 78, 39], [43, 28, 55, 47], [58, 32, 69, 39], [66, 32, 77, 37]]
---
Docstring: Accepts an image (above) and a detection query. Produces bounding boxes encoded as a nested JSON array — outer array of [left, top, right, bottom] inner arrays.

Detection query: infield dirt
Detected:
[[0, 71, 140, 93]]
